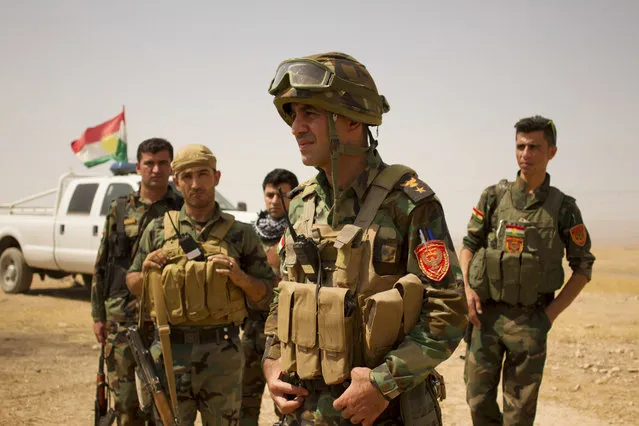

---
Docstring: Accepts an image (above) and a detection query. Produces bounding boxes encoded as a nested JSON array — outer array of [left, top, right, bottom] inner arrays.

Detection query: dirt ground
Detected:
[[1, 245, 637, 425]]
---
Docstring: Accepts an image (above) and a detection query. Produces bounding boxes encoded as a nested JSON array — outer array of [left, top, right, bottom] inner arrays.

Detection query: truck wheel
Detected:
[[0, 248, 34, 294]]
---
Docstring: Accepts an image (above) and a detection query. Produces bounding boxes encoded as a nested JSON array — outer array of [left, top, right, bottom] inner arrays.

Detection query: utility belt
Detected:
[[481, 292, 555, 310], [163, 324, 239, 345], [277, 274, 424, 385], [294, 376, 402, 422]]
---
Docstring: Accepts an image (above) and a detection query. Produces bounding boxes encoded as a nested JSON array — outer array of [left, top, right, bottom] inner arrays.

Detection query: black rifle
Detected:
[[126, 325, 178, 426], [94, 344, 116, 426]]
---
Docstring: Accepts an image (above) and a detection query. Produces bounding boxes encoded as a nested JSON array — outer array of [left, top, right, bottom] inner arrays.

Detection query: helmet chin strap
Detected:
[[327, 113, 378, 227]]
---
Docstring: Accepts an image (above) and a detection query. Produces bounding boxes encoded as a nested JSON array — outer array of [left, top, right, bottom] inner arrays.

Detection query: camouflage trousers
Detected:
[[105, 321, 146, 426], [150, 325, 244, 426], [240, 316, 267, 426], [464, 302, 552, 426]]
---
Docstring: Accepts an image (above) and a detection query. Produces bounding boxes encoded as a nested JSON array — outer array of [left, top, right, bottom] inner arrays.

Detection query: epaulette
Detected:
[[395, 173, 435, 203], [287, 178, 316, 200]]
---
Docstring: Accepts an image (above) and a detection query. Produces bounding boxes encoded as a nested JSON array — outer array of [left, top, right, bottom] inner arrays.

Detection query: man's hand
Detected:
[[208, 254, 245, 286], [465, 286, 483, 328], [142, 249, 168, 273], [93, 321, 107, 344], [265, 245, 280, 272], [263, 358, 308, 415], [333, 367, 389, 425]]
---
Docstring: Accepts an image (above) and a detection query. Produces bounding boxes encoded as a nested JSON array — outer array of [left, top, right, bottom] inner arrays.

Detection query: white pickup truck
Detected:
[[0, 166, 256, 294]]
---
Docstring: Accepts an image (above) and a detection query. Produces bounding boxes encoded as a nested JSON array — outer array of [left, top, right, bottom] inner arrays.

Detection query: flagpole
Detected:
[[122, 105, 129, 162]]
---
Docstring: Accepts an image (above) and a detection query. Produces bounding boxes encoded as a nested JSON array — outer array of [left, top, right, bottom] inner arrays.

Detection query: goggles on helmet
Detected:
[[268, 58, 376, 98], [269, 59, 333, 94]]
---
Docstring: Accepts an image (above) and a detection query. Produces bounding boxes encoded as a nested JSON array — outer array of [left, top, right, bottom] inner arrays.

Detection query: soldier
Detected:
[[460, 116, 596, 425], [261, 52, 468, 425], [241, 168, 299, 425], [91, 137, 183, 425], [126, 144, 275, 425]]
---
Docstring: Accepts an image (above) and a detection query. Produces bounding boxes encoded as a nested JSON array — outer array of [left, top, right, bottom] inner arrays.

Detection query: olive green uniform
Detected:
[[463, 172, 595, 425], [130, 205, 275, 425], [91, 187, 182, 426]]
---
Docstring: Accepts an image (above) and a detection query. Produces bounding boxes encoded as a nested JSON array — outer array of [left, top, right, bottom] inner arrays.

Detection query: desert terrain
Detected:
[[1, 245, 637, 425]]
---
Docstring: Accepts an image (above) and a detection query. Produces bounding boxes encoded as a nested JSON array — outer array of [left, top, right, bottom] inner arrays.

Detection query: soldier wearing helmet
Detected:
[[127, 144, 275, 425], [262, 52, 468, 425]]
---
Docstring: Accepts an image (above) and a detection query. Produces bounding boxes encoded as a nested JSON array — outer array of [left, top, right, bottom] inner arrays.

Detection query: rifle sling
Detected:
[[147, 270, 180, 421]]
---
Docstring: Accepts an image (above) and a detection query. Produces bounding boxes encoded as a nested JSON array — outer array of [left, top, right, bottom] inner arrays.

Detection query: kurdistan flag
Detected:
[[70, 108, 128, 167]]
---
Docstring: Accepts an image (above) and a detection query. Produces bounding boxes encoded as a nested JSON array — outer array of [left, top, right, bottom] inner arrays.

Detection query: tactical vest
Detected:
[[145, 211, 247, 327], [277, 165, 428, 385], [105, 196, 182, 300], [468, 183, 565, 306], [104, 198, 133, 300]]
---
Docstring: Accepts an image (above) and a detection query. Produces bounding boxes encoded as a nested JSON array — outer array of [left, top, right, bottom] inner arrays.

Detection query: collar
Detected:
[[177, 202, 222, 230], [314, 148, 384, 203], [512, 171, 551, 207], [134, 185, 181, 206]]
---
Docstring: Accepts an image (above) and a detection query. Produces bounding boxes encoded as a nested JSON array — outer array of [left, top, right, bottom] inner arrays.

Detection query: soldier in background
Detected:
[[91, 138, 182, 425], [240, 168, 298, 425], [460, 116, 596, 425], [126, 144, 275, 425]]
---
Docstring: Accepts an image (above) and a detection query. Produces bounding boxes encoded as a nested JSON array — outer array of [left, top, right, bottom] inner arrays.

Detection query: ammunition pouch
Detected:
[[277, 281, 355, 385], [474, 248, 543, 306], [333, 224, 364, 288], [362, 274, 423, 367], [290, 283, 320, 380], [317, 287, 353, 385], [145, 255, 247, 327]]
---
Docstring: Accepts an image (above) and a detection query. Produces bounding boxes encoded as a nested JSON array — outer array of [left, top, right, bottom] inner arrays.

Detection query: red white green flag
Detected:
[[71, 108, 128, 167]]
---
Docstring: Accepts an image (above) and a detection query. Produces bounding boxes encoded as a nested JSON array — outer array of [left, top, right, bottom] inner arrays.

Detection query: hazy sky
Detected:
[[1, 0, 637, 243]]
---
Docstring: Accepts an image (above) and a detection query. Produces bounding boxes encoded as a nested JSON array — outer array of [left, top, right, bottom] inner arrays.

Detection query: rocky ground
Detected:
[[0, 245, 637, 425]]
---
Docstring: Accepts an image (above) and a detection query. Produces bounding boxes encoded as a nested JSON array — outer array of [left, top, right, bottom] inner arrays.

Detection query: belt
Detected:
[[297, 377, 401, 421], [166, 324, 239, 345], [484, 292, 554, 309]]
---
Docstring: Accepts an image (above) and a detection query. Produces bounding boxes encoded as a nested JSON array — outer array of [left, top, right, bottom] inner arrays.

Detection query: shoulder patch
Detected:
[[396, 173, 434, 203], [472, 207, 485, 224], [569, 224, 587, 247], [123, 217, 136, 225]]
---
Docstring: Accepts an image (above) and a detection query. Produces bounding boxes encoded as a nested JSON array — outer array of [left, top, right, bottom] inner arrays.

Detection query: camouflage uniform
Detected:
[[240, 239, 278, 426], [91, 186, 182, 426], [462, 172, 595, 426], [263, 149, 468, 425], [129, 204, 275, 425]]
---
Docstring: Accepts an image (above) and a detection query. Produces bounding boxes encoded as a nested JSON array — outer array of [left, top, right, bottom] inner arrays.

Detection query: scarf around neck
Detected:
[[254, 210, 287, 244]]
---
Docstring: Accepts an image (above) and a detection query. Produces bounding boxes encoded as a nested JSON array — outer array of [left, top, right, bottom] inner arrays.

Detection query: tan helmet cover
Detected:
[[171, 144, 217, 175]]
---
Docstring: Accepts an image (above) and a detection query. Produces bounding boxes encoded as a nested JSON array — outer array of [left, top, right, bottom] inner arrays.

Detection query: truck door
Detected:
[[54, 181, 100, 274], [91, 182, 136, 252]]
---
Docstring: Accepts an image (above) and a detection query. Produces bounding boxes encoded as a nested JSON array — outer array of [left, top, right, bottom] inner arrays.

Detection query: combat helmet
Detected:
[[268, 52, 390, 126], [268, 52, 389, 226]]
